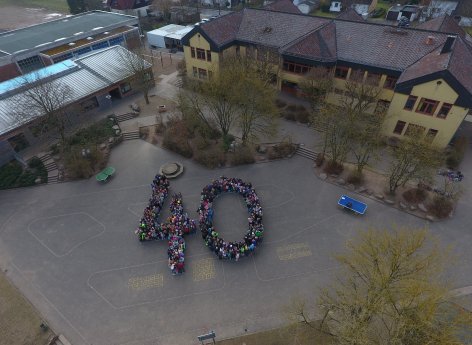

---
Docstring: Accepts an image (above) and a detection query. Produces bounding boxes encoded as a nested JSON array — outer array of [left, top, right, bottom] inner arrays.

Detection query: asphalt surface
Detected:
[[0, 139, 471, 345]]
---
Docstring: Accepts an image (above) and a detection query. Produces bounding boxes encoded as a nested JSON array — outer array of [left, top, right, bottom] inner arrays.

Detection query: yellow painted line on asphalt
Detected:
[[192, 258, 216, 282], [128, 274, 164, 290], [277, 242, 312, 261]]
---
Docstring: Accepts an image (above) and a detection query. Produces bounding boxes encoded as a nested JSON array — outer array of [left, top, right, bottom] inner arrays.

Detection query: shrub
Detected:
[[222, 134, 236, 152], [268, 142, 296, 159], [286, 104, 298, 112], [315, 153, 325, 167], [282, 111, 296, 121], [346, 171, 363, 185], [323, 160, 344, 175], [428, 196, 453, 219], [65, 157, 93, 179], [194, 135, 210, 150], [155, 123, 166, 134], [446, 136, 468, 169], [28, 157, 43, 169], [275, 99, 287, 108], [230, 146, 255, 165], [16, 170, 36, 187], [371, 8, 386, 18], [402, 188, 427, 204], [194, 147, 225, 168], [296, 110, 310, 124], [139, 127, 150, 139], [0, 161, 23, 189], [198, 125, 221, 140], [163, 132, 193, 158]]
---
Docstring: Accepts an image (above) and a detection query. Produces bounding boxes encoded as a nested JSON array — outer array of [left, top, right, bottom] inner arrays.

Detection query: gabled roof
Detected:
[[416, 15, 467, 38], [336, 8, 365, 21], [263, 0, 302, 14], [396, 36, 472, 107], [334, 20, 448, 71], [454, 0, 472, 17], [282, 22, 337, 63]]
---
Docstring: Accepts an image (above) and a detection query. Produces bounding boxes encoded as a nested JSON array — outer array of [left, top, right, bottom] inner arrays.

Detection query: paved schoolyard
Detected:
[[0, 140, 471, 345]]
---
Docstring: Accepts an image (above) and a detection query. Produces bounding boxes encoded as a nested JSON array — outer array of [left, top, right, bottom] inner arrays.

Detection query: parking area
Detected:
[[0, 139, 471, 345]]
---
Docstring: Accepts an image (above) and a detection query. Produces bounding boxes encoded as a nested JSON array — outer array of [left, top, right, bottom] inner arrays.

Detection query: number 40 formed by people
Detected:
[[135, 175, 265, 275]]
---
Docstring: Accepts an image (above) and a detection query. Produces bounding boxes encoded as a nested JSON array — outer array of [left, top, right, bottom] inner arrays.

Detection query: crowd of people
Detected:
[[135, 174, 196, 275], [197, 176, 264, 261]]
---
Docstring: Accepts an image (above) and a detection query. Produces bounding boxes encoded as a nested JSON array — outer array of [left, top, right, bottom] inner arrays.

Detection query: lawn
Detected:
[[0, 0, 69, 13], [0, 272, 54, 345], [311, 9, 337, 18]]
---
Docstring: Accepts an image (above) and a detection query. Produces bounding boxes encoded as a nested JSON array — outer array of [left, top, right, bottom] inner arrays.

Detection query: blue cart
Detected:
[[338, 195, 367, 215]]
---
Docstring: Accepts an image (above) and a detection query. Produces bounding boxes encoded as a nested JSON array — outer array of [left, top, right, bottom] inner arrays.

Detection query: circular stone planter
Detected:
[[159, 162, 184, 178]]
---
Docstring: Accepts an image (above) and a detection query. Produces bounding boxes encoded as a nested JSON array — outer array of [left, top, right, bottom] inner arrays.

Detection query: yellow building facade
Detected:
[[182, 6, 472, 149]]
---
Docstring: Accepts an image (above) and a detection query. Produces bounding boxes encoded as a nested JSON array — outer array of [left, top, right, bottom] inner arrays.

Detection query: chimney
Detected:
[[426, 35, 434, 45], [441, 35, 456, 54]]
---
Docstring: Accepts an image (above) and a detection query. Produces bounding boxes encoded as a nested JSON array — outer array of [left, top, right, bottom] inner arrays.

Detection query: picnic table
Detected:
[[338, 195, 367, 215], [96, 166, 116, 182]]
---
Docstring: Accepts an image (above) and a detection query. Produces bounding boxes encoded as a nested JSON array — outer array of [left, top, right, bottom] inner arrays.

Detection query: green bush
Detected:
[[28, 157, 43, 169], [230, 146, 255, 165], [67, 118, 115, 147], [65, 156, 93, 179], [198, 125, 221, 141], [194, 147, 225, 168], [222, 134, 236, 152], [194, 135, 210, 150], [16, 170, 36, 187], [0, 161, 22, 189], [268, 142, 296, 159], [275, 99, 287, 109], [371, 8, 386, 18], [286, 104, 298, 112]]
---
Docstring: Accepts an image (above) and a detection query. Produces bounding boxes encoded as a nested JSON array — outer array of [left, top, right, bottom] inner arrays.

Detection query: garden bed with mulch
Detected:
[[314, 160, 457, 221]]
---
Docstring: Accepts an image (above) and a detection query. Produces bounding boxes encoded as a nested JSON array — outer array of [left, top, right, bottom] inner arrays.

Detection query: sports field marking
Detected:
[[276, 242, 312, 261], [128, 274, 164, 290], [192, 258, 216, 282]]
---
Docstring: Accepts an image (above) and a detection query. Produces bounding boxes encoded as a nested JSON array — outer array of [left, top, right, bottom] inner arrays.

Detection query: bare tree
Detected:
[[118, 46, 154, 104], [299, 67, 334, 115], [387, 128, 444, 194], [9, 74, 74, 154], [287, 227, 472, 345]]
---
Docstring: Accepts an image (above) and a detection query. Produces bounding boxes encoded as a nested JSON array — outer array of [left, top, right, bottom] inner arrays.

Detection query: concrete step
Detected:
[[296, 147, 318, 160], [116, 112, 137, 122], [38, 153, 52, 163], [174, 78, 183, 87], [122, 131, 140, 140], [43, 159, 58, 172]]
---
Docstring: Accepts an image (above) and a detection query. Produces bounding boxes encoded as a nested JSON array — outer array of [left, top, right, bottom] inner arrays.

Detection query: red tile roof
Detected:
[[263, 0, 302, 14], [283, 22, 337, 62], [416, 15, 467, 39], [336, 8, 365, 21]]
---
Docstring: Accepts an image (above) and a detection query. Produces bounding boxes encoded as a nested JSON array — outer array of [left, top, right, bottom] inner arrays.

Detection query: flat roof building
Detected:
[[0, 45, 153, 151], [147, 24, 194, 50], [0, 11, 140, 82]]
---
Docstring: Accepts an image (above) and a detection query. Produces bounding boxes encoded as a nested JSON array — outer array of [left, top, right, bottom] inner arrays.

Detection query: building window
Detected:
[[426, 128, 438, 142], [437, 103, 452, 119], [393, 120, 406, 135], [405, 123, 426, 136], [192, 66, 198, 77], [109, 36, 124, 46], [17, 55, 44, 74], [384, 75, 398, 89], [404, 95, 418, 110], [196, 48, 206, 60], [375, 100, 391, 115], [366, 72, 381, 86], [53, 53, 73, 63], [191, 47, 196, 58], [349, 69, 364, 82], [74, 46, 92, 57], [208, 71, 213, 79], [92, 41, 109, 50], [282, 61, 311, 74], [416, 98, 439, 115], [206, 50, 211, 62], [198, 68, 207, 79], [120, 82, 131, 94], [335, 66, 349, 79]]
